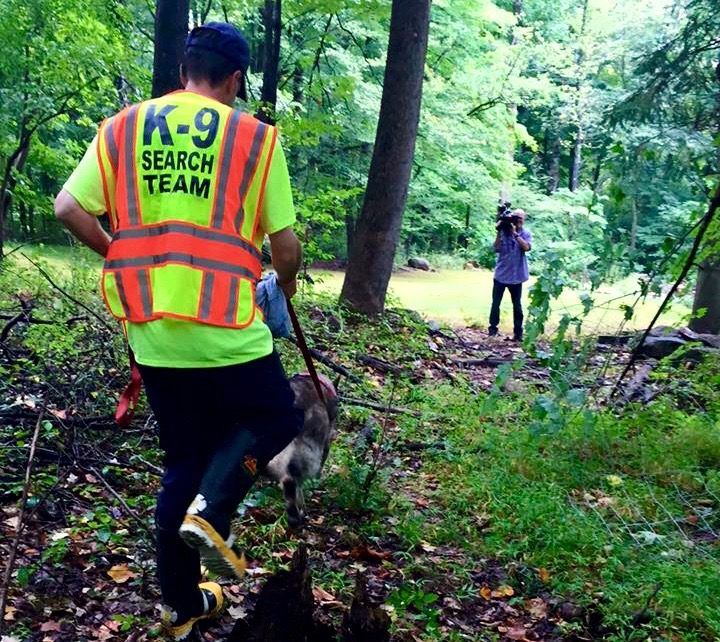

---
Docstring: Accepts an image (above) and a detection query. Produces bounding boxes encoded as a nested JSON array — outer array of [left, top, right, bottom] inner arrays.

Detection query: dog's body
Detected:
[[265, 373, 338, 527]]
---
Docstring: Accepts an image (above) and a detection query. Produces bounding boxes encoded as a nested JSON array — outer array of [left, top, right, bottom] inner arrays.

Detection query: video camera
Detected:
[[496, 200, 520, 235]]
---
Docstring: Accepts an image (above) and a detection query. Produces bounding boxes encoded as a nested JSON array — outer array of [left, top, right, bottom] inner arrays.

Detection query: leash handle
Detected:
[[286, 299, 326, 403]]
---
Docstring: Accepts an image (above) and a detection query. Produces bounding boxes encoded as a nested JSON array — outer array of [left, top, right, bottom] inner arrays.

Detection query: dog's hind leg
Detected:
[[282, 477, 304, 528]]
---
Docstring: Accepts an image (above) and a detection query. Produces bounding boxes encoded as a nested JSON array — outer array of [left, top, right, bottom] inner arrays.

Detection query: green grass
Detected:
[[311, 269, 689, 333]]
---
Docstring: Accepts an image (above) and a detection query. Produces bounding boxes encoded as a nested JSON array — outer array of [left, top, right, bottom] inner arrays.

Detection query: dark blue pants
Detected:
[[138, 351, 303, 621], [489, 279, 524, 339]]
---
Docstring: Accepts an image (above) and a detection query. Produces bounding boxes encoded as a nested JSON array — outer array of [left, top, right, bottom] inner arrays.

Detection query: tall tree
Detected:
[[152, 0, 190, 98], [339, 0, 430, 315], [255, 0, 282, 124]]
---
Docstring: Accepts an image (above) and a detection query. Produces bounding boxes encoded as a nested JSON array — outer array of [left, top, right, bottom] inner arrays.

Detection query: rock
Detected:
[[677, 327, 720, 349], [639, 336, 688, 359], [408, 257, 430, 271], [427, 320, 441, 333], [649, 325, 676, 337], [677, 346, 720, 364]]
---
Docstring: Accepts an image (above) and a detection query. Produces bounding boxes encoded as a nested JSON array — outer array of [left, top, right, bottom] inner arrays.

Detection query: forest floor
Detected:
[[1, 254, 719, 642]]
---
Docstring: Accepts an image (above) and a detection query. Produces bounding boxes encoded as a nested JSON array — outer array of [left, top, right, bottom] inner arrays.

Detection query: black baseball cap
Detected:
[[185, 22, 250, 100]]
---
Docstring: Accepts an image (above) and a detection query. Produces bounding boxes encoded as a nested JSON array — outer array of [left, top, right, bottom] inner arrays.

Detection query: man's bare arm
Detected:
[[54, 189, 111, 257], [269, 227, 302, 298]]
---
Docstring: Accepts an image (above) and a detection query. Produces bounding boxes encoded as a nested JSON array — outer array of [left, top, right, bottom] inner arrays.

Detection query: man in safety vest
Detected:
[[55, 23, 304, 641]]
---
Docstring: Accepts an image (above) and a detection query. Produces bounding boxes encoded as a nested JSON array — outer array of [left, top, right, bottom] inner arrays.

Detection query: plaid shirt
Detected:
[[494, 228, 532, 285]]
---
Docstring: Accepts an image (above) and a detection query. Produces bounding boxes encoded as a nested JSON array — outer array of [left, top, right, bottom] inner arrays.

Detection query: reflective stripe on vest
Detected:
[[97, 94, 277, 328]]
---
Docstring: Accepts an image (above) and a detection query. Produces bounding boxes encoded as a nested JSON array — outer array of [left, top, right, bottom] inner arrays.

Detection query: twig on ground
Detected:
[[631, 583, 662, 626], [0, 411, 44, 636], [338, 395, 420, 417], [89, 466, 155, 543], [361, 378, 399, 498], [285, 335, 361, 381]]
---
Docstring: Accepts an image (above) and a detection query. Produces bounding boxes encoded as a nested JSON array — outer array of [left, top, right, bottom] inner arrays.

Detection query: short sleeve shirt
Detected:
[[63, 102, 296, 368], [494, 229, 531, 285]]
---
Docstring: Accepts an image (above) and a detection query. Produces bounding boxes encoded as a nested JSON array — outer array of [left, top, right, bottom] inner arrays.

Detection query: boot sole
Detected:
[[179, 516, 246, 579]]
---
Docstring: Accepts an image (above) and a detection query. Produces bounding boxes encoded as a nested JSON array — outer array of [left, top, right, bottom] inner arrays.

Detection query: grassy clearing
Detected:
[[9, 244, 689, 334], [310, 269, 689, 333]]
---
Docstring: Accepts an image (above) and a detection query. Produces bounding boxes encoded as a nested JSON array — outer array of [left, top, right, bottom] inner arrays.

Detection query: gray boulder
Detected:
[[408, 257, 431, 271]]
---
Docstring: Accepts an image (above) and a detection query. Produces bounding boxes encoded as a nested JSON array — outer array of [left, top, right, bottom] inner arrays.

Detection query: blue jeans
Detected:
[[489, 279, 524, 339]]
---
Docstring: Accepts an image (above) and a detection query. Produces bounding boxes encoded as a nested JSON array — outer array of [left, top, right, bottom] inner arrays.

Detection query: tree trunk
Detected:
[[0, 134, 31, 258], [546, 133, 561, 194], [690, 259, 720, 334], [151, 0, 190, 99], [630, 197, 638, 252], [255, 0, 282, 124], [339, 0, 430, 315], [569, 126, 582, 191]]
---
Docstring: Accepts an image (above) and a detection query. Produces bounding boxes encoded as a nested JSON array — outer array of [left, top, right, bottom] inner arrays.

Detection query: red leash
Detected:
[[115, 348, 142, 427], [286, 299, 326, 404]]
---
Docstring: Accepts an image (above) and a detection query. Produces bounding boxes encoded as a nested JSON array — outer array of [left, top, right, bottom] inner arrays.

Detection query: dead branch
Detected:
[[0, 411, 44, 636], [285, 335, 361, 381], [338, 396, 419, 417], [20, 253, 115, 333]]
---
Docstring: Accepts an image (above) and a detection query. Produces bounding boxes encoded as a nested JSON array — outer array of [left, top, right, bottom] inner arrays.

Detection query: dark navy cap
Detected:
[[185, 22, 250, 100]]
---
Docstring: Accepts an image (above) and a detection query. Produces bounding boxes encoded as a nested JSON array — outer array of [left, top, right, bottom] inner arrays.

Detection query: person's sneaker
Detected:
[[488, 327, 498, 337], [161, 582, 223, 641], [179, 514, 247, 578]]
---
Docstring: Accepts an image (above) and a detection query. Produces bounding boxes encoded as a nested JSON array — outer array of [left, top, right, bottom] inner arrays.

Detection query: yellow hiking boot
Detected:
[[161, 582, 223, 641], [179, 514, 247, 579]]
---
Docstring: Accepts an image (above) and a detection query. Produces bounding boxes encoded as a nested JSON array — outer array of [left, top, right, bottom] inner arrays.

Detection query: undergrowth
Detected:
[[1, 254, 719, 641]]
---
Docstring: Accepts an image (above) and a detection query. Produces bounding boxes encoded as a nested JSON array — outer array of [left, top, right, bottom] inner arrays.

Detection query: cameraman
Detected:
[[489, 208, 532, 341]]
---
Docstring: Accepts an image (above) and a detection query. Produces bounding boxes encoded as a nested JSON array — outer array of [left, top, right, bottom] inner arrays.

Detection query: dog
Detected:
[[265, 372, 338, 527]]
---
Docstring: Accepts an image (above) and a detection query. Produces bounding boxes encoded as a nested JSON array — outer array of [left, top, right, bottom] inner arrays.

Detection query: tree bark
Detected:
[[0, 132, 31, 258], [569, 126, 583, 191], [339, 0, 430, 315], [546, 132, 561, 194], [630, 197, 638, 252], [690, 259, 720, 333], [151, 0, 190, 99], [256, 0, 282, 124]]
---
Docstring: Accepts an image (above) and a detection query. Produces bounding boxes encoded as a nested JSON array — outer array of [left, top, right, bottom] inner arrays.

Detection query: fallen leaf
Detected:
[[3, 516, 19, 530], [686, 514, 699, 525], [228, 604, 247, 619], [491, 585, 514, 598], [49, 408, 67, 420], [480, 586, 492, 601], [538, 568, 550, 583], [312, 587, 343, 608], [2, 636, 21, 642], [419, 541, 436, 553], [443, 597, 463, 611], [40, 622, 62, 632], [245, 567, 271, 577], [349, 544, 391, 562], [527, 597, 548, 618], [107, 564, 137, 583], [506, 625, 528, 640], [3, 606, 16, 621]]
